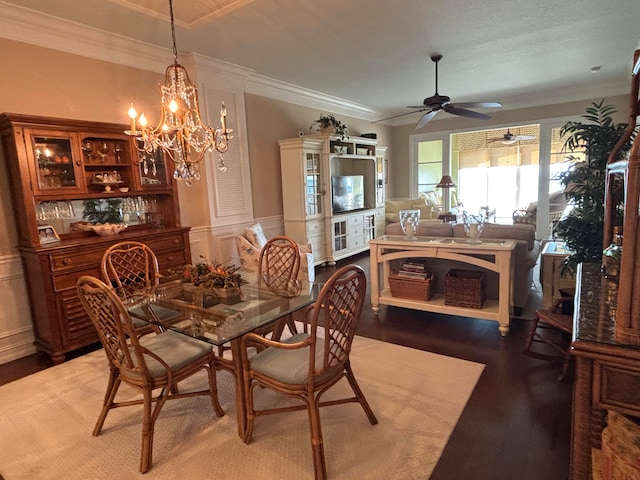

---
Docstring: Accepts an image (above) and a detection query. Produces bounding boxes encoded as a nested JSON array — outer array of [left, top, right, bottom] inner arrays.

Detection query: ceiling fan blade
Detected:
[[415, 110, 438, 129], [444, 105, 492, 120], [373, 109, 427, 123], [515, 135, 537, 141], [451, 102, 502, 109]]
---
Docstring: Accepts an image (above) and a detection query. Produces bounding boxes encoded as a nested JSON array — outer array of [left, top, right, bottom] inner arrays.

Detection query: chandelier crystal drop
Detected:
[[125, 0, 232, 184]]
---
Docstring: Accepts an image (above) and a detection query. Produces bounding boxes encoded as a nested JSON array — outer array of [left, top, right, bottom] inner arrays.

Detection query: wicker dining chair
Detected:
[[257, 235, 302, 339], [76, 275, 224, 474], [523, 296, 575, 381], [240, 264, 378, 480], [101, 240, 180, 333]]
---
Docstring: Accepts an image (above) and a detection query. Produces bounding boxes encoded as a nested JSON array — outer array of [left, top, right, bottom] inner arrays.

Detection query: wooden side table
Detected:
[[541, 241, 576, 308], [438, 212, 457, 223]]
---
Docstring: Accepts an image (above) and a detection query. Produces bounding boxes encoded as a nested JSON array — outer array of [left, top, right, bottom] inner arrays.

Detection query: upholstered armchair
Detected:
[[235, 223, 315, 282]]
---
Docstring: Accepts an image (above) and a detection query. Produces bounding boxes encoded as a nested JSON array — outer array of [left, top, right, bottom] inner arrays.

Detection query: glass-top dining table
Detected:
[[125, 273, 321, 437]]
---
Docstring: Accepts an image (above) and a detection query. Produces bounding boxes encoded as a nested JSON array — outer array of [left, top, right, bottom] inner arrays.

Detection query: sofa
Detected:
[[234, 223, 315, 282], [384, 221, 541, 314], [385, 195, 442, 225]]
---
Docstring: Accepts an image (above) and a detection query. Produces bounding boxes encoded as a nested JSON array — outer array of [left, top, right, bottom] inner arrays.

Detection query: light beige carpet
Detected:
[[0, 336, 484, 480]]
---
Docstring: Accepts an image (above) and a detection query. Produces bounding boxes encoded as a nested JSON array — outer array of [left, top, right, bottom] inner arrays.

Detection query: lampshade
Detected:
[[436, 175, 456, 188]]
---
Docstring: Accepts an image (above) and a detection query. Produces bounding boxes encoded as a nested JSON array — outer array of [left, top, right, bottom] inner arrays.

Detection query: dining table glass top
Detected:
[[126, 273, 320, 346]]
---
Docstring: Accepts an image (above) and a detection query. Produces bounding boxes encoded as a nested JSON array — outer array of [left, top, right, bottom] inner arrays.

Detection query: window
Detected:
[[417, 140, 443, 193]]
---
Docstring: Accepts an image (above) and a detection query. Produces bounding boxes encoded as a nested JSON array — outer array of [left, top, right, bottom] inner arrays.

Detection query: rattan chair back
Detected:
[[308, 263, 366, 375], [101, 241, 160, 299], [77, 275, 145, 377], [258, 235, 301, 280]]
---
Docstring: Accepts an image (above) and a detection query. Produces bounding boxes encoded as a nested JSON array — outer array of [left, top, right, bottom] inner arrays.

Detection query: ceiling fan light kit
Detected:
[[376, 54, 502, 128]]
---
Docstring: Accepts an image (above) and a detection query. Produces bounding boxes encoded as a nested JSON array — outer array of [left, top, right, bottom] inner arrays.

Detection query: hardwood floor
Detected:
[[0, 252, 572, 480]]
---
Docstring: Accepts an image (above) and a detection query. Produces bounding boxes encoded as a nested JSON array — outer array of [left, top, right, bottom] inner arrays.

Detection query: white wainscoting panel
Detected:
[[0, 255, 36, 364]]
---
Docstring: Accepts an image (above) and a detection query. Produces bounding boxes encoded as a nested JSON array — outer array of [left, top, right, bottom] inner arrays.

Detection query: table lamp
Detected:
[[436, 175, 456, 213]]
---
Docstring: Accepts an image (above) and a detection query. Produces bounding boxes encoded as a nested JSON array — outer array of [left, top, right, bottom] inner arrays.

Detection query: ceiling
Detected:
[[5, 0, 640, 125]]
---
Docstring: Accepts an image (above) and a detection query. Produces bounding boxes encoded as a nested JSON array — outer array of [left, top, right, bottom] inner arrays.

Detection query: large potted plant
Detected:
[[554, 100, 632, 274]]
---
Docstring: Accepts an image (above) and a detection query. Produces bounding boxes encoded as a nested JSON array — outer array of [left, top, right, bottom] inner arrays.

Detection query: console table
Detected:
[[571, 263, 640, 479], [369, 235, 516, 336]]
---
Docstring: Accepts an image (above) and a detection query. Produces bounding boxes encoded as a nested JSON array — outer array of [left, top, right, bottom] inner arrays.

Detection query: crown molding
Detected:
[[0, 0, 380, 120]]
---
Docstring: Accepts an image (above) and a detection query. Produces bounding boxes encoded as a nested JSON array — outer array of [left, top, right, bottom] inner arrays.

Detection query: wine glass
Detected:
[[114, 143, 122, 163], [399, 209, 420, 240], [81, 140, 93, 161], [97, 142, 110, 162]]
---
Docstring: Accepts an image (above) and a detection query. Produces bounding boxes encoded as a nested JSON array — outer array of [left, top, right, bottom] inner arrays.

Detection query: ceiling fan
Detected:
[[487, 129, 537, 144], [376, 54, 502, 129]]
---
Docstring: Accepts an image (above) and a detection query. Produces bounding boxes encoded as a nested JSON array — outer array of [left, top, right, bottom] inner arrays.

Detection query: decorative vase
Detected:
[[462, 212, 485, 243], [399, 209, 420, 240]]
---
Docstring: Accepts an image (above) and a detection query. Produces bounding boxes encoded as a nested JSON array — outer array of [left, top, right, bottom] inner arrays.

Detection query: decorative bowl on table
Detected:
[[74, 222, 128, 236]]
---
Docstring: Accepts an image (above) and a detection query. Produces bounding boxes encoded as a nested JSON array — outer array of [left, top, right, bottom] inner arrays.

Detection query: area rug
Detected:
[[0, 336, 484, 480]]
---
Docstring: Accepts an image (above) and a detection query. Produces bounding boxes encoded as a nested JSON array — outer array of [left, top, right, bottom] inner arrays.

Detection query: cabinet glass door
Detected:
[[305, 152, 322, 216], [27, 131, 84, 194]]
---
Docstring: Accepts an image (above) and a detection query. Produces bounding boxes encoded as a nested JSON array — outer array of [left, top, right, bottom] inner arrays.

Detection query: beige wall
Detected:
[[244, 94, 392, 218]]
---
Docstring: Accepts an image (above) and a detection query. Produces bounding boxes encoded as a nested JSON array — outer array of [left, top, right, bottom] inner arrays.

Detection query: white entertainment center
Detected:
[[279, 134, 387, 265]]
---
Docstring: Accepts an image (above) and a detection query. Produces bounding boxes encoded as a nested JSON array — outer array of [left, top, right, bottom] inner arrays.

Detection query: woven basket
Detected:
[[444, 269, 486, 308], [389, 272, 434, 301]]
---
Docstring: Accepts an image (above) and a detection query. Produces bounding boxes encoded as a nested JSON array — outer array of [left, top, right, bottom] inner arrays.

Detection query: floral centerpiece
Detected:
[[175, 257, 246, 290]]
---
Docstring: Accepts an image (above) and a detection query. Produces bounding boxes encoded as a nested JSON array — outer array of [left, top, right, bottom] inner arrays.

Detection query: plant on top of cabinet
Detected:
[[310, 113, 348, 140]]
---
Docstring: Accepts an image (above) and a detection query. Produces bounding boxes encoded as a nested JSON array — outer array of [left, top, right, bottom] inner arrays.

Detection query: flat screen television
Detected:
[[332, 175, 365, 214]]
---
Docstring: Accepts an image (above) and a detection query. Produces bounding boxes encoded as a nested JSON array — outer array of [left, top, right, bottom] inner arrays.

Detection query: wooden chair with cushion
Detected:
[[101, 240, 180, 333], [523, 296, 574, 381], [240, 264, 378, 480], [76, 275, 224, 473]]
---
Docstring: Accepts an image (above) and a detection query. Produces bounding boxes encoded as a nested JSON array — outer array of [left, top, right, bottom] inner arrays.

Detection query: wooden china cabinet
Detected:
[[0, 113, 191, 363]]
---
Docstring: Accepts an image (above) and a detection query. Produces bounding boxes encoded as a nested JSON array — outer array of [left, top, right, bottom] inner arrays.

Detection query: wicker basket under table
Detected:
[[444, 269, 486, 308], [389, 272, 434, 301]]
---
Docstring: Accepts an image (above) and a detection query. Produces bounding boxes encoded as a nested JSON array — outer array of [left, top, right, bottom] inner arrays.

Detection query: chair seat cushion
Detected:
[[134, 331, 212, 379], [250, 333, 324, 384]]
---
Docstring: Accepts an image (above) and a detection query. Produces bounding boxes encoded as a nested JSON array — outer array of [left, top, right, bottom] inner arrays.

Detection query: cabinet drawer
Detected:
[[348, 215, 364, 227], [53, 266, 101, 292], [143, 234, 186, 252], [50, 249, 104, 271], [348, 226, 363, 237], [595, 361, 640, 415], [348, 235, 365, 250], [306, 221, 323, 236], [157, 249, 189, 271]]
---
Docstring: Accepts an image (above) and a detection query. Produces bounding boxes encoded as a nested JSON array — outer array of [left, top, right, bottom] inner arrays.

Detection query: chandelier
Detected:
[[125, 0, 232, 185]]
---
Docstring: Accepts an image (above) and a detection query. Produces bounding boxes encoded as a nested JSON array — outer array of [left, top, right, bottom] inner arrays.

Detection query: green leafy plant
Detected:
[[82, 199, 123, 224], [553, 100, 633, 275], [310, 113, 348, 140]]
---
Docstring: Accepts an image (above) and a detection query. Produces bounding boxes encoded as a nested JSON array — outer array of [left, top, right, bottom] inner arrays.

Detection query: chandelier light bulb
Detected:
[[128, 105, 137, 120], [169, 99, 178, 113], [139, 113, 147, 127]]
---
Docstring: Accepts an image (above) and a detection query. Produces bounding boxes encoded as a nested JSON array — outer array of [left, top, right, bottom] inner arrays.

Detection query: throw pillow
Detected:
[[412, 203, 433, 219], [244, 223, 267, 249]]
